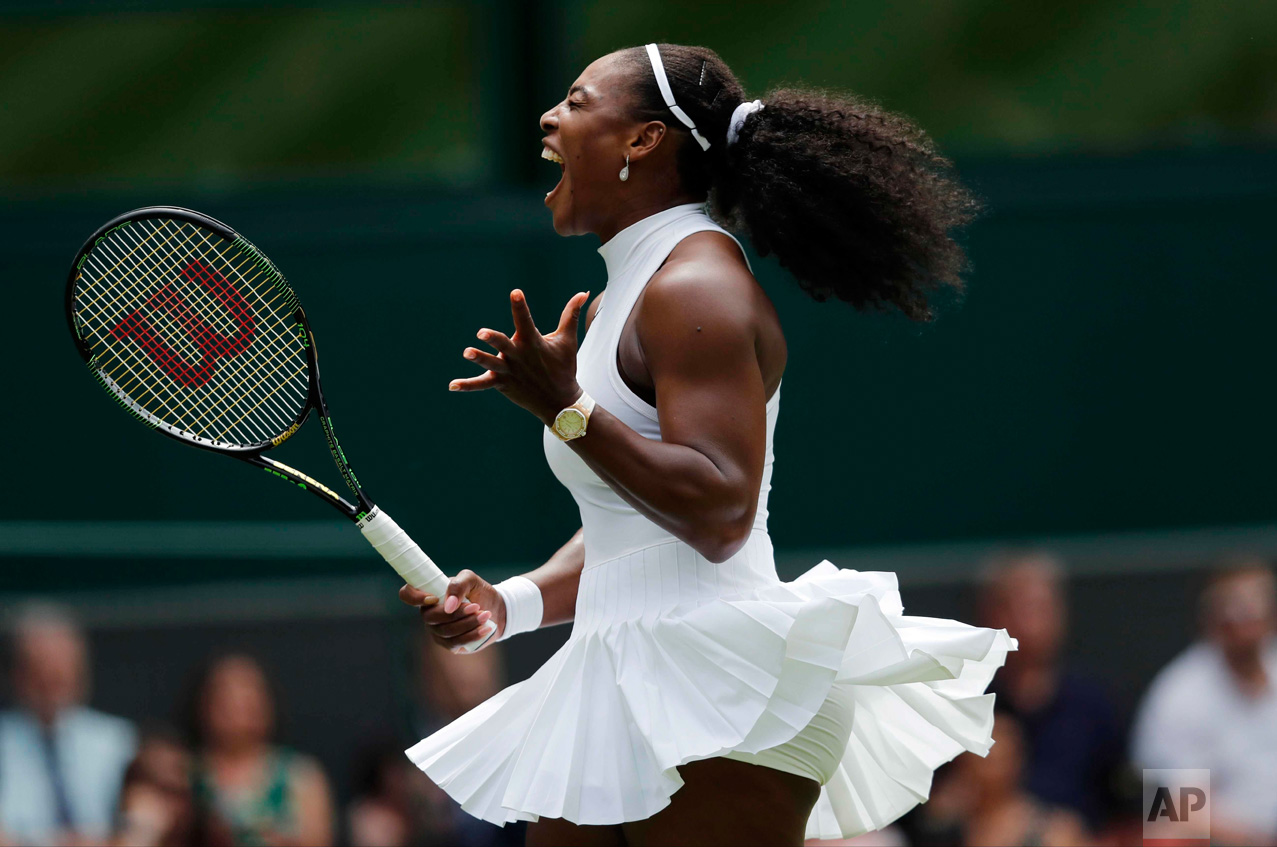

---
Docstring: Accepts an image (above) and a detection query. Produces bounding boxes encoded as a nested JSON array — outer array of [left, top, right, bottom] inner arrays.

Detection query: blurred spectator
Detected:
[[184, 653, 333, 846], [415, 635, 504, 729], [0, 603, 137, 845], [909, 711, 1090, 846], [113, 728, 194, 847], [406, 637, 519, 847], [978, 552, 1124, 830], [347, 740, 434, 847], [1131, 558, 1277, 846]]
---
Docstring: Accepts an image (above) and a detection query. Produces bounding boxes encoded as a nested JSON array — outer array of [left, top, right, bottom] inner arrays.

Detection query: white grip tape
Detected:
[[359, 507, 449, 596], [358, 507, 495, 653]]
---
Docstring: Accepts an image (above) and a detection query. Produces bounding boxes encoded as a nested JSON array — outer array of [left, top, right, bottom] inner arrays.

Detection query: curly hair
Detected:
[[617, 44, 980, 321]]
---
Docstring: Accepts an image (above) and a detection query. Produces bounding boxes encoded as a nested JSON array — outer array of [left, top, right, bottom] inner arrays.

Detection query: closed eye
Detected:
[[565, 84, 589, 110]]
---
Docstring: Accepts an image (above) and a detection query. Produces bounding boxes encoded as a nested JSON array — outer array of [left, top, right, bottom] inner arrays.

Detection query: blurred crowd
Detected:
[[837, 553, 1277, 847], [0, 605, 520, 847], [1, 553, 1274, 847]]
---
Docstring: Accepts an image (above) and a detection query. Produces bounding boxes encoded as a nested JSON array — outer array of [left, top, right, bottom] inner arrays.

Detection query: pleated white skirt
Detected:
[[406, 531, 1016, 841]]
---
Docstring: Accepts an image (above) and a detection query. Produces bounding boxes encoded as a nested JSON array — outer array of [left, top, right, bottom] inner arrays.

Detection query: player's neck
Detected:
[[597, 190, 706, 244], [1001, 658, 1059, 712], [1223, 645, 1269, 697], [208, 739, 271, 768]]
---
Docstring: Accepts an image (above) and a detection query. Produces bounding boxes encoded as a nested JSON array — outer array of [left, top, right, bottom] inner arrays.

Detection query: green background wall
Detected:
[[3, 147, 1275, 591], [1, 0, 1274, 592]]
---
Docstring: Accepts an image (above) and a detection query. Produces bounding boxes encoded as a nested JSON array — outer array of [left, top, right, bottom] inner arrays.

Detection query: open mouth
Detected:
[[542, 146, 565, 205]]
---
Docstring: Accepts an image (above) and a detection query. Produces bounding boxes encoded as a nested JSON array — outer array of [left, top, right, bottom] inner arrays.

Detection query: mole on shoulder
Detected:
[[696, 326, 702, 332]]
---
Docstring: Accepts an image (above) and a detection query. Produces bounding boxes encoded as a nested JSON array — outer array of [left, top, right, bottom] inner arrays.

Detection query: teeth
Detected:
[[541, 147, 564, 165]]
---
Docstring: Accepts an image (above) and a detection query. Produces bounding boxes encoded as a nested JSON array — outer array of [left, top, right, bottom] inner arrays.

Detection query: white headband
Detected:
[[645, 43, 711, 152], [727, 99, 764, 147]]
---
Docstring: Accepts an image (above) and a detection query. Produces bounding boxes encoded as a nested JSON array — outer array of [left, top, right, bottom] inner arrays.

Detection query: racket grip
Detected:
[[358, 507, 496, 653]]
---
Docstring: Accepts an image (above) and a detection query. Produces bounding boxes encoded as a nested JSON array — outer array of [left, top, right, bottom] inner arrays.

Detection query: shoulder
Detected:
[[283, 749, 329, 788], [1042, 804, 1090, 846], [0, 710, 26, 745], [1263, 636, 1277, 672], [73, 705, 135, 728], [658, 229, 755, 299], [639, 230, 765, 340], [48, 708, 138, 768], [1141, 642, 1219, 711], [69, 706, 138, 744]]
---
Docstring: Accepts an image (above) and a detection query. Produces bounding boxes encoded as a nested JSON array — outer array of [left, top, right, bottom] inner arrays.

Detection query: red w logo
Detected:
[[111, 260, 256, 387]]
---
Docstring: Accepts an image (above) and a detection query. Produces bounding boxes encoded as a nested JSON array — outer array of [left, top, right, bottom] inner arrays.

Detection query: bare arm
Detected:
[[452, 235, 770, 563], [398, 294, 606, 646], [523, 526, 584, 626], [566, 257, 765, 562]]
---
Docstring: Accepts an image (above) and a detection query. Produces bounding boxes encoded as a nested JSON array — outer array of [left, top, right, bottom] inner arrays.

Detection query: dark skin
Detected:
[[399, 52, 812, 845]]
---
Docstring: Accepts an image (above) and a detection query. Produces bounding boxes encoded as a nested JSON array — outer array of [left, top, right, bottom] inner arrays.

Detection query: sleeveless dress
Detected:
[[406, 203, 1016, 840], [192, 747, 300, 846]]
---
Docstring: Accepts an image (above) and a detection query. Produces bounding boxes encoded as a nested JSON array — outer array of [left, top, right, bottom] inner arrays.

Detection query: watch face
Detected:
[[556, 409, 586, 439]]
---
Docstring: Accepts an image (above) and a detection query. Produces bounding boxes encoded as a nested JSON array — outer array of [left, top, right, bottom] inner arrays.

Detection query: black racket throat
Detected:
[[244, 321, 376, 523]]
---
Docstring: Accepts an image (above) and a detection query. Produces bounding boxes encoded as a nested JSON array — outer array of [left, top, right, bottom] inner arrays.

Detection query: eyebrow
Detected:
[[568, 84, 589, 98]]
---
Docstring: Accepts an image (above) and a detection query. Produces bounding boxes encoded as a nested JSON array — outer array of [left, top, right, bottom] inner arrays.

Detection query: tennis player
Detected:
[[399, 43, 1016, 846]]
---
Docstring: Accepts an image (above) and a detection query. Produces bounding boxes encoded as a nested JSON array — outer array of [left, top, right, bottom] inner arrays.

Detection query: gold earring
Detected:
[[619, 153, 630, 182]]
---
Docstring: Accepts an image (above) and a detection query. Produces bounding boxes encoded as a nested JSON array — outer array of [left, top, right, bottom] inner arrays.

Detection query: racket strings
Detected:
[[112, 224, 306, 438], [99, 226, 298, 404], [85, 247, 302, 446], [102, 224, 307, 444], [109, 260, 256, 386], [80, 222, 304, 443], [77, 224, 235, 430], [74, 218, 310, 447]]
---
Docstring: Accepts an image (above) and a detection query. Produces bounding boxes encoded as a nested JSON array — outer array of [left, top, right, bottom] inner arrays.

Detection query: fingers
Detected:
[[443, 570, 482, 614], [399, 584, 438, 607], [433, 608, 493, 639], [449, 371, 500, 392], [555, 291, 589, 336], [463, 347, 506, 372], [420, 600, 481, 626], [509, 289, 539, 339], [477, 328, 514, 355], [417, 569, 494, 648], [435, 620, 495, 650]]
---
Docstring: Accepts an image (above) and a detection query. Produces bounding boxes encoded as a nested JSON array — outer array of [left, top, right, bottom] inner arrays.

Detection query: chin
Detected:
[[549, 205, 586, 238]]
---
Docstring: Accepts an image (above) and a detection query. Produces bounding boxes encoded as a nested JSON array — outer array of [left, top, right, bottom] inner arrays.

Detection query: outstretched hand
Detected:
[[449, 289, 589, 425]]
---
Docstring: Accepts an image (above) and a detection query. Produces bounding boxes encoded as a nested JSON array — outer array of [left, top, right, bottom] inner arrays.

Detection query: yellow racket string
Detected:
[[89, 223, 305, 443], [107, 223, 306, 438], [80, 223, 301, 443], [74, 218, 309, 446]]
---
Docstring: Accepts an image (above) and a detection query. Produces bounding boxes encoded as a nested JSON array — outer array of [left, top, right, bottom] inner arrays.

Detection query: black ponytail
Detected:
[[620, 44, 979, 322]]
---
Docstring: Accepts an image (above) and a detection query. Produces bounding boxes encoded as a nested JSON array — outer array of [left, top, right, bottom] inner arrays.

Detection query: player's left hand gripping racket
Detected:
[[66, 207, 495, 651]]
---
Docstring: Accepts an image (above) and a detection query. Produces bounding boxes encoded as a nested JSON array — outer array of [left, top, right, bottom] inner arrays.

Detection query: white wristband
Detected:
[[493, 576, 544, 641]]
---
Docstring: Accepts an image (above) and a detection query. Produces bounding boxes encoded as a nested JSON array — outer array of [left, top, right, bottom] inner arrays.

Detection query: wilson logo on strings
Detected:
[[111, 260, 255, 387]]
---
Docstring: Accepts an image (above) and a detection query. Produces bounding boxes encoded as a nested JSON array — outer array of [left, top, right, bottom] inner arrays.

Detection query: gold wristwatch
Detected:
[[551, 391, 596, 441]]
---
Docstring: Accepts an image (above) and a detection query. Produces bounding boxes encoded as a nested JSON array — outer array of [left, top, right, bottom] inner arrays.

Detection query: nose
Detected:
[[540, 104, 560, 134]]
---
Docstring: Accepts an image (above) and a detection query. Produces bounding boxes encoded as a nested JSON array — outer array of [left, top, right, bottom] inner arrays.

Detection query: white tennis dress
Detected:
[[407, 203, 1016, 840]]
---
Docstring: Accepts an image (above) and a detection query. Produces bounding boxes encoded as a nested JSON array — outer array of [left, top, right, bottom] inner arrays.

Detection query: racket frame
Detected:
[[66, 206, 373, 522], [67, 206, 498, 651]]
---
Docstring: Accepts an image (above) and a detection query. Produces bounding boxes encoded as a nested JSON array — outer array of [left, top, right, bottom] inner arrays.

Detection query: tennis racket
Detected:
[[65, 206, 495, 651]]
